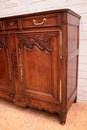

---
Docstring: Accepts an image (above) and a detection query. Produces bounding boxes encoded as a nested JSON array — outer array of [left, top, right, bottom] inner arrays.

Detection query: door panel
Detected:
[[0, 34, 14, 92], [24, 49, 51, 93], [16, 30, 60, 103]]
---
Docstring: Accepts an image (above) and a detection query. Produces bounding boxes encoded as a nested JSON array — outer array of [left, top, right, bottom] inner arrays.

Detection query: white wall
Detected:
[[0, 0, 87, 103]]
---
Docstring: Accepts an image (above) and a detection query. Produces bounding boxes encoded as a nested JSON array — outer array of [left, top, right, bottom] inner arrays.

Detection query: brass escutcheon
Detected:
[[9, 21, 14, 26]]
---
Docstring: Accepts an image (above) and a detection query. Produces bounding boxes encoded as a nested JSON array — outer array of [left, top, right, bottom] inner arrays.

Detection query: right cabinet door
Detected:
[[16, 30, 61, 104]]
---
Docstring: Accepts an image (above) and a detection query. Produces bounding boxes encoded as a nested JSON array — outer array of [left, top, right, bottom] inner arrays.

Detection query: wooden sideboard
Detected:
[[0, 9, 80, 125]]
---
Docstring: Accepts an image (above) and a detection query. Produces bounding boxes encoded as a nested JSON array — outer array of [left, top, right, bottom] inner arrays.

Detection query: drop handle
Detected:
[[33, 18, 46, 26]]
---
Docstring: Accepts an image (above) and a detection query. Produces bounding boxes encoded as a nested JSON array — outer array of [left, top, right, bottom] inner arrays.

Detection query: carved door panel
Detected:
[[16, 30, 61, 104], [0, 34, 14, 92]]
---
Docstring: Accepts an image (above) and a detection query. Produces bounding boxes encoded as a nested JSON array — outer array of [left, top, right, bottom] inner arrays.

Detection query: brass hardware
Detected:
[[6, 49, 11, 80], [9, 21, 14, 26], [19, 48, 23, 82], [59, 80, 62, 103], [33, 18, 46, 26], [59, 31, 62, 60]]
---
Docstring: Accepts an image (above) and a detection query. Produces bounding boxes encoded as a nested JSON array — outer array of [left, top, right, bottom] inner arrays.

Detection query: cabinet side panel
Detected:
[[67, 23, 79, 108], [67, 57, 77, 100]]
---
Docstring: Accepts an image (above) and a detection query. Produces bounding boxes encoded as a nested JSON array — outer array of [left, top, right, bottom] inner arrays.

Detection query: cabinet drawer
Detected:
[[0, 21, 3, 31], [22, 14, 60, 28], [4, 19, 20, 30]]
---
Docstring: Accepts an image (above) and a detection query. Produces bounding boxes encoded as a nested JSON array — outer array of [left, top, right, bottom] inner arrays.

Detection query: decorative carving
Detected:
[[0, 42, 5, 49], [27, 100, 57, 113], [13, 95, 57, 113], [0, 91, 14, 102], [6, 48, 11, 80], [0, 35, 7, 49], [11, 51, 18, 79], [18, 34, 56, 54], [14, 95, 30, 107]]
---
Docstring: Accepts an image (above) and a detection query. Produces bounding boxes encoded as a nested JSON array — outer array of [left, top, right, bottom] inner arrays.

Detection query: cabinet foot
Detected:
[[59, 112, 67, 125], [73, 96, 77, 103]]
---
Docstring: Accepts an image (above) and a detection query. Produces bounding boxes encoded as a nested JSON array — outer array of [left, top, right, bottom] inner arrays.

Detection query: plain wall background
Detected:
[[0, 0, 87, 102]]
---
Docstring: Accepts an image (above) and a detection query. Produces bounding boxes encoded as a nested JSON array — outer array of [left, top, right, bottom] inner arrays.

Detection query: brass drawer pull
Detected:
[[33, 18, 46, 26], [9, 21, 14, 26]]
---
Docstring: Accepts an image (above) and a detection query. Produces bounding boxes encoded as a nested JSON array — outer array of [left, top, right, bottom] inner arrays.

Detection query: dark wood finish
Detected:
[[0, 9, 80, 125]]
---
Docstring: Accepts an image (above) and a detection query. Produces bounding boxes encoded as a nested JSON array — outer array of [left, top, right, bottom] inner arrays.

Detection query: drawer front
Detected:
[[0, 21, 3, 31], [4, 19, 20, 30], [22, 14, 60, 28]]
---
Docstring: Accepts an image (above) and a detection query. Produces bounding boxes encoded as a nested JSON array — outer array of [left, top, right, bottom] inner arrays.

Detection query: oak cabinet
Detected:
[[0, 9, 80, 125]]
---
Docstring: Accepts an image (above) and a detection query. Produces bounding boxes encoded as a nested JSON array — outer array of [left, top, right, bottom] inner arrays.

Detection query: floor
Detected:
[[0, 99, 87, 130]]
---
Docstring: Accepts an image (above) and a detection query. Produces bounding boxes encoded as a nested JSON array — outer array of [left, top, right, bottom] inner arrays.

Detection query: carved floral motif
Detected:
[[0, 42, 5, 49], [0, 35, 7, 49], [13, 95, 57, 113], [18, 34, 56, 54], [14, 95, 30, 107], [11, 52, 18, 79], [0, 91, 14, 101]]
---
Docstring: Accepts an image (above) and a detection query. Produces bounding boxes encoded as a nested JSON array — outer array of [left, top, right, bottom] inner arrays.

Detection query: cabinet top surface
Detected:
[[0, 9, 81, 20]]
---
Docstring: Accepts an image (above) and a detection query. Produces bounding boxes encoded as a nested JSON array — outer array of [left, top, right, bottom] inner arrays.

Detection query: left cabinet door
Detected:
[[0, 34, 15, 93]]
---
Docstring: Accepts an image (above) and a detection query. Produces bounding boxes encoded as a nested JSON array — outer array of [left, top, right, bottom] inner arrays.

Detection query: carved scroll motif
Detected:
[[19, 34, 56, 54]]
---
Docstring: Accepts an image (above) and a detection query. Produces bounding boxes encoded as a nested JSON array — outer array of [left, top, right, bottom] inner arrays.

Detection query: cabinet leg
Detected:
[[73, 96, 77, 103], [59, 112, 67, 125]]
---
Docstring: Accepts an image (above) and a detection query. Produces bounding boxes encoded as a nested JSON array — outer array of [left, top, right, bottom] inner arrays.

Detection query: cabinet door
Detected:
[[16, 30, 61, 104], [0, 34, 14, 92]]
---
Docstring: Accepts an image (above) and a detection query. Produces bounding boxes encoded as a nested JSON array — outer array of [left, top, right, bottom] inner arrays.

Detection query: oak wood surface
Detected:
[[0, 9, 80, 125]]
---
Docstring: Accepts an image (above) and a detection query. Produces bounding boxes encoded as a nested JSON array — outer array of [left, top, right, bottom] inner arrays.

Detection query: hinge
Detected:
[[60, 80, 62, 103], [19, 48, 23, 82], [59, 31, 62, 60]]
